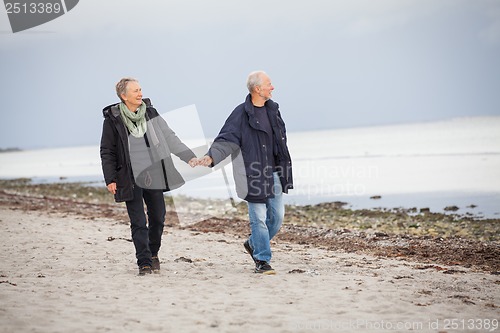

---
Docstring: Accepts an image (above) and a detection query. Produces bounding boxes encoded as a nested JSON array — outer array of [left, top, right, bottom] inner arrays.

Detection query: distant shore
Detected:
[[0, 148, 21, 153]]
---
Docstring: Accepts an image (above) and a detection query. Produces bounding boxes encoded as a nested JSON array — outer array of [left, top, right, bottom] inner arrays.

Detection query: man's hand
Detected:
[[197, 156, 213, 167], [107, 182, 117, 195]]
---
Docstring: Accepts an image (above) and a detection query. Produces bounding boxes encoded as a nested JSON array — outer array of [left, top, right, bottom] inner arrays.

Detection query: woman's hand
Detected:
[[188, 158, 198, 168], [107, 182, 117, 194]]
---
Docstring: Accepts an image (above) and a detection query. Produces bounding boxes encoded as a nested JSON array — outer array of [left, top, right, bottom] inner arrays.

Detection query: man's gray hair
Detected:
[[246, 71, 266, 93], [116, 77, 138, 102]]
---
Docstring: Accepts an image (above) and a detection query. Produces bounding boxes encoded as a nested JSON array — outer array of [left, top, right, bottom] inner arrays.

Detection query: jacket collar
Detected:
[[102, 98, 152, 118], [244, 94, 279, 117]]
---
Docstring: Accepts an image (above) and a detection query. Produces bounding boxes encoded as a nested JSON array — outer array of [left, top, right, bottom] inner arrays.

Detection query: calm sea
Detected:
[[1, 116, 499, 218]]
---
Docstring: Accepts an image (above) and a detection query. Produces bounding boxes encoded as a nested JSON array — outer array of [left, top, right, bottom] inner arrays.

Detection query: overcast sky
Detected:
[[1, 0, 499, 149]]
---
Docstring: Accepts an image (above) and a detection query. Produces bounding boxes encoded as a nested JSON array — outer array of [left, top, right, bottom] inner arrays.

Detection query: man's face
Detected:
[[121, 81, 143, 109], [257, 75, 274, 101]]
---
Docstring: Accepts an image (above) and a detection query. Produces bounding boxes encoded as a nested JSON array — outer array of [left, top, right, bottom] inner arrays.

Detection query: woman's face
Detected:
[[121, 81, 143, 110]]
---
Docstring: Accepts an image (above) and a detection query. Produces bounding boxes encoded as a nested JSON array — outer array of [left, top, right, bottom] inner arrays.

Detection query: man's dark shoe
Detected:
[[243, 240, 257, 263], [138, 265, 152, 276], [255, 261, 276, 275], [151, 256, 160, 273]]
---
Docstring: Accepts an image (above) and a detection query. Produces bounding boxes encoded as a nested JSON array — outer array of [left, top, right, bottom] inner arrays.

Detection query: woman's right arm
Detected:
[[100, 117, 118, 189]]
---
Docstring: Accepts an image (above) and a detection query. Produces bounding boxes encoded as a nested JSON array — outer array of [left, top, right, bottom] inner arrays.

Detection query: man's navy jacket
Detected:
[[208, 94, 293, 203]]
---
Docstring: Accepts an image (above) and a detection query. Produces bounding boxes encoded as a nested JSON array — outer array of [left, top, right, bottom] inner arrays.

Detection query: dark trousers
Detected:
[[125, 185, 166, 267]]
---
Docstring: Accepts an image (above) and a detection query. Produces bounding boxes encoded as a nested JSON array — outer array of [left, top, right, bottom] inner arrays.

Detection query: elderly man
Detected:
[[198, 71, 293, 274]]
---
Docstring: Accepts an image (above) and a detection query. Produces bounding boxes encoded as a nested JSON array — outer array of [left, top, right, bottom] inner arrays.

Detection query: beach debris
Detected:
[[333, 201, 349, 208], [107, 236, 132, 242], [414, 265, 446, 271], [287, 268, 320, 275], [443, 269, 466, 274], [414, 302, 430, 307], [305, 269, 320, 276], [449, 295, 476, 305], [174, 257, 193, 263], [0, 280, 17, 286]]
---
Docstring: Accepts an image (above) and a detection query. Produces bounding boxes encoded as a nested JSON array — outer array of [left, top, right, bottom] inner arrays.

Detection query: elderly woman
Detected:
[[100, 77, 197, 275]]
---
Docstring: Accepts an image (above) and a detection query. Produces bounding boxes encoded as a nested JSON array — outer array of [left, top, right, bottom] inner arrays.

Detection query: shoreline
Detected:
[[286, 191, 500, 220], [0, 179, 499, 332], [7, 175, 500, 219], [0, 178, 499, 272]]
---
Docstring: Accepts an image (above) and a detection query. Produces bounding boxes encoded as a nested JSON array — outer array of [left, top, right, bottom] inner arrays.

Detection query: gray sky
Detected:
[[1, 0, 499, 149]]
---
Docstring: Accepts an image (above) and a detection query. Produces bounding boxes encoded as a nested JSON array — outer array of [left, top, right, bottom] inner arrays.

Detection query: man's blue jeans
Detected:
[[247, 172, 284, 263]]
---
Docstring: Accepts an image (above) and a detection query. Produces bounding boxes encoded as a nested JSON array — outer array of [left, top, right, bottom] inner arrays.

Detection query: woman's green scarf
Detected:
[[119, 102, 147, 138]]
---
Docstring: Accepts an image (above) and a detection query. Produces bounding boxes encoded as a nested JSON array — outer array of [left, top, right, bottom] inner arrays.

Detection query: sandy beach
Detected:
[[0, 189, 499, 332]]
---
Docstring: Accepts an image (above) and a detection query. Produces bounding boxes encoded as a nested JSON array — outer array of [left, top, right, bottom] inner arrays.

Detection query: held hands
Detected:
[[107, 157, 212, 196], [187, 156, 213, 168], [197, 155, 213, 167]]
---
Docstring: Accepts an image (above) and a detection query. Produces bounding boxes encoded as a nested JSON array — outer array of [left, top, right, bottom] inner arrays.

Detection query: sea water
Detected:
[[1, 116, 499, 218]]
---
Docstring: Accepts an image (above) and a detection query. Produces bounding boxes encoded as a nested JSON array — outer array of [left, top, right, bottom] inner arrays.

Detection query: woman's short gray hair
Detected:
[[246, 71, 266, 93], [116, 77, 138, 102]]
